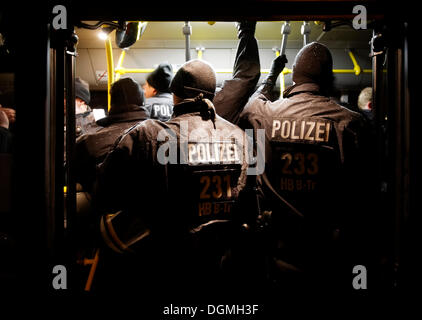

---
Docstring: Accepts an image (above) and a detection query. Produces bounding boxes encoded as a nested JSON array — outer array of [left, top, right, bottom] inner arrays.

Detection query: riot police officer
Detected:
[[240, 42, 374, 289], [143, 62, 174, 122], [95, 59, 249, 295], [74, 77, 100, 137], [75, 77, 149, 194]]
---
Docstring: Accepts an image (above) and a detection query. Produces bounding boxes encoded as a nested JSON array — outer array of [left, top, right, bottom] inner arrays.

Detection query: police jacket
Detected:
[[96, 96, 249, 255], [213, 30, 260, 125], [74, 105, 149, 193], [239, 82, 372, 274], [75, 106, 101, 137], [145, 92, 173, 122]]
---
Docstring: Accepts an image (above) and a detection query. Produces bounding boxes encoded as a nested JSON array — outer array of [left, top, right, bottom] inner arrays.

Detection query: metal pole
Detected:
[[65, 32, 78, 233], [301, 21, 311, 47], [280, 21, 291, 56], [183, 21, 192, 61]]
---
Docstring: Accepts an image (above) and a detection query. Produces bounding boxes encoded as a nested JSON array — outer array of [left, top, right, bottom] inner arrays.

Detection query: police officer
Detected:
[[74, 77, 149, 194], [143, 62, 174, 122], [357, 87, 374, 123], [73, 77, 100, 137], [240, 42, 373, 289], [95, 59, 249, 294], [213, 21, 261, 125]]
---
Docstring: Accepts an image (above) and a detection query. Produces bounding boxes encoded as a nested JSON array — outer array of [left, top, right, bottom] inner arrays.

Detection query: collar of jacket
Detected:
[[155, 92, 172, 99], [283, 82, 322, 98], [96, 105, 150, 127], [171, 99, 208, 118]]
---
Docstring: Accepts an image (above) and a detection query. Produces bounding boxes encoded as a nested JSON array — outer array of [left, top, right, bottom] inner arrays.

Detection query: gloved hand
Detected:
[[235, 21, 256, 38], [258, 54, 288, 98], [268, 54, 288, 79]]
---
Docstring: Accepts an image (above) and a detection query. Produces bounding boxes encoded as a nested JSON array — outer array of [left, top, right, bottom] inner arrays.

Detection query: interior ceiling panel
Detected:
[[76, 21, 373, 49], [75, 21, 373, 90]]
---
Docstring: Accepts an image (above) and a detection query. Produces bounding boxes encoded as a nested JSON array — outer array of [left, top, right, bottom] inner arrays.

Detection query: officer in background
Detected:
[[143, 62, 174, 122], [74, 77, 149, 194], [95, 59, 249, 296], [240, 42, 375, 290], [74, 77, 101, 137], [357, 87, 374, 123], [213, 21, 260, 125]]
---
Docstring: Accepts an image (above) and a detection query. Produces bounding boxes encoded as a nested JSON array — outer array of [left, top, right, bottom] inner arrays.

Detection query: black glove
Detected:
[[268, 54, 288, 79], [235, 21, 256, 38], [258, 54, 288, 98]]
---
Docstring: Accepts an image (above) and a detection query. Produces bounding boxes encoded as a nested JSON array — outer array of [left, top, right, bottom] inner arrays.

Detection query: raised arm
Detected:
[[250, 54, 287, 101], [213, 21, 261, 124]]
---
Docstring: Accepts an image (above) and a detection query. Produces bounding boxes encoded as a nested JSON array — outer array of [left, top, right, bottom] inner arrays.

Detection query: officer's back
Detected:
[[240, 42, 372, 290], [96, 59, 249, 294]]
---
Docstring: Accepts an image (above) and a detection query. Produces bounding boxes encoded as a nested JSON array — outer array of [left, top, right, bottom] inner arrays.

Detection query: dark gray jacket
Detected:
[[213, 30, 260, 124], [240, 82, 373, 276], [74, 105, 149, 192], [145, 92, 173, 122], [96, 97, 249, 252]]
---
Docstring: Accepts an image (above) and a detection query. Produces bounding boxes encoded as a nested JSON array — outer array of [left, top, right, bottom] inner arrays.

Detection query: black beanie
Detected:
[[75, 77, 91, 104], [292, 42, 334, 87], [170, 59, 216, 101], [146, 62, 173, 93], [110, 77, 145, 115]]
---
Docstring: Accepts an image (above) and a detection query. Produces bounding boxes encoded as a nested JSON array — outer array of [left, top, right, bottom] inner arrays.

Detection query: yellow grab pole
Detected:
[[197, 48, 203, 60], [105, 37, 114, 111], [348, 50, 361, 76], [114, 68, 155, 75], [115, 49, 126, 82]]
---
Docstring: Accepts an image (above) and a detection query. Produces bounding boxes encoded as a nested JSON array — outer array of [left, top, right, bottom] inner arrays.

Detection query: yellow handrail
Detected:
[[196, 48, 203, 60], [115, 67, 156, 74], [105, 37, 114, 111], [114, 49, 127, 82], [348, 50, 361, 75]]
